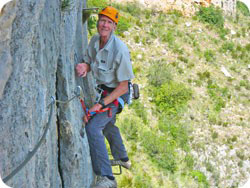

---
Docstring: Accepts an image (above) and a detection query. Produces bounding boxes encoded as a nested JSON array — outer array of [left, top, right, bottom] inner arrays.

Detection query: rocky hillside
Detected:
[[87, 0, 250, 187]]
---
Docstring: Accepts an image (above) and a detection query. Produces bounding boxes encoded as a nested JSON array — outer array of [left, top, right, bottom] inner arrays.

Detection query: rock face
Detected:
[[112, 0, 236, 16], [0, 0, 94, 187], [212, 0, 236, 16]]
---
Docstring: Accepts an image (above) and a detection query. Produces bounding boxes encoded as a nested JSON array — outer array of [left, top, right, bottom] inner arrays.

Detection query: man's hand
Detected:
[[89, 103, 103, 113], [76, 63, 90, 77]]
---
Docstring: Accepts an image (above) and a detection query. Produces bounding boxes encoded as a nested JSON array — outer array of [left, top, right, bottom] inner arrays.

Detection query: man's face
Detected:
[[97, 15, 116, 38]]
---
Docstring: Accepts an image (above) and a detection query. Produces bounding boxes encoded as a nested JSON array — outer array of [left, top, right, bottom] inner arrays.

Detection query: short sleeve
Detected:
[[116, 49, 135, 82]]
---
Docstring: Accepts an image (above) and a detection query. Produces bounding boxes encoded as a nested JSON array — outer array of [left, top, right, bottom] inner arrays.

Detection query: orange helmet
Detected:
[[98, 6, 119, 24]]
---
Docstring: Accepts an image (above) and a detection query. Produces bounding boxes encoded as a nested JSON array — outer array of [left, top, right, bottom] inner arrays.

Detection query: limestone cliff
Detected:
[[0, 0, 94, 187], [112, 0, 236, 16]]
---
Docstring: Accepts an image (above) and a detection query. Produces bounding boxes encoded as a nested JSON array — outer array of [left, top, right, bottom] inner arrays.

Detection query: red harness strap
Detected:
[[79, 98, 112, 122], [79, 89, 120, 122]]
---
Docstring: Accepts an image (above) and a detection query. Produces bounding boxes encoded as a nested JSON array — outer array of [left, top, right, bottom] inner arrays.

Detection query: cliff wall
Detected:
[[0, 0, 94, 187]]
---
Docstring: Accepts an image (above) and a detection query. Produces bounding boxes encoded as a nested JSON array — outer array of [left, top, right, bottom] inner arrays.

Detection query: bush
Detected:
[[162, 30, 176, 46], [197, 71, 211, 80], [245, 43, 250, 51], [167, 9, 183, 17], [147, 61, 172, 87], [191, 170, 209, 187], [204, 50, 216, 62], [196, 6, 224, 28], [237, 1, 250, 16], [151, 81, 192, 115], [113, 1, 143, 17], [119, 116, 142, 141], [218, 27, 229, 40], [220, 42, 235, 53], [207, 81, 230, 112], [61, 0, 72, 11], [142, 131, 177, 173], [158, 117, 190, 151], [133, 173, 152, 188], [115, 16, 132, 36], [87, 0, 108, 9], [87, 15, 97, 35], [130, 100, 148, 125]]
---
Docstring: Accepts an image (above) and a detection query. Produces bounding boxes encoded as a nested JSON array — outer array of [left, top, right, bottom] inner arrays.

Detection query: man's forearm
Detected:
[[103, 81, 128, 106]]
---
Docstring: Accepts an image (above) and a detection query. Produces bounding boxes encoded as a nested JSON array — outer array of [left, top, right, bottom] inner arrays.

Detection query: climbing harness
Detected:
[[79, 84, 127, 122], [3, 86, 85, 183], [79, 98, 113, 123]]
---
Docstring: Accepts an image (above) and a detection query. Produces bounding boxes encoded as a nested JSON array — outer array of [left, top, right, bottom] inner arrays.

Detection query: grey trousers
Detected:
[[85, 103, 128, 177]]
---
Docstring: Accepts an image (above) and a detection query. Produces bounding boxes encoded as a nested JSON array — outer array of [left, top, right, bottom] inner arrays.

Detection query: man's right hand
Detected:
[[76, 63, 90, 77]]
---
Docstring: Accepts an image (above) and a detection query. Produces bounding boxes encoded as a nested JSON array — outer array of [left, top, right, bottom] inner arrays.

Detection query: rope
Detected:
[[3, 97, 55, 183]]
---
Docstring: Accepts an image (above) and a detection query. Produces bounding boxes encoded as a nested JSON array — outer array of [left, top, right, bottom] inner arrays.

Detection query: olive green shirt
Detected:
[[84, 33, 134, 88]]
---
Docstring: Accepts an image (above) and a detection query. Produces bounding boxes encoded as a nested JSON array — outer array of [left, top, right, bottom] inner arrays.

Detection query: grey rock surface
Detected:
[[0, 0, 94, 187]]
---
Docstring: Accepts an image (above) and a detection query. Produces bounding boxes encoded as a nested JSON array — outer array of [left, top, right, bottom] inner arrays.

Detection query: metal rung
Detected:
[[112, 164, 122, 175]]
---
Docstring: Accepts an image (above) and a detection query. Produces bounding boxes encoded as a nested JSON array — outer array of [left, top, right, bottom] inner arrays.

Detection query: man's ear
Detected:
[[113, 24, 117, 31]]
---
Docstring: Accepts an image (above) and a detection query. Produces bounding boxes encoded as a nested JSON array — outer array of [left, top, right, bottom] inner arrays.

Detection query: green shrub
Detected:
[[197, 71, 211, 80], [207, 81, 230, 112], [220, 42, 235, 53], [191, 170, 209, 187], [167, 9, 183, 17], [158, 117, 190, 151], [119, 175, 133, 187], [218, 27, 229, 40], [212, 131, 218, 139], [162, 30, 175, 46], [142, 131, 177, 173], [113, 1, 143, 17], [151, 81, 192, 115], [133, 173, 152, 188], [134, 35, 140, 43], [119, 116, 142, 141], [196, 6, 224, 28], [245, 43, 250, 51], [145, 9, 152, 19], [115, 16, 132, 36], [178, 56, 189, 63], [87, 15, 97, 35], [130, 100, 149, 125], [149, 27, 158, 39], [239, 80, 250, 90], [185, 154, 195, 169], [173, 45, 184, 55], [147, 61, 172, 87], [61, 0, 72, 11], [87, 0, 108, 9], [204, 50, 216, 62], [237, 1, 250, 16]]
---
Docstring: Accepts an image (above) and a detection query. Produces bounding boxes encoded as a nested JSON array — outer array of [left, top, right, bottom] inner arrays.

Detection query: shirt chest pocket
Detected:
[[96, 54, 116, 84]]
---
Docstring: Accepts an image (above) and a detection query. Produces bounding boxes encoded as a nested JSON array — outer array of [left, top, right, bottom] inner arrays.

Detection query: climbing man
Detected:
[[76, 6, 134, 188]]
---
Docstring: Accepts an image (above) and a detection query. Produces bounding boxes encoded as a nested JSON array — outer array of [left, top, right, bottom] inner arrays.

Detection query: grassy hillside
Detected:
[[87, 0, 250, 187]]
